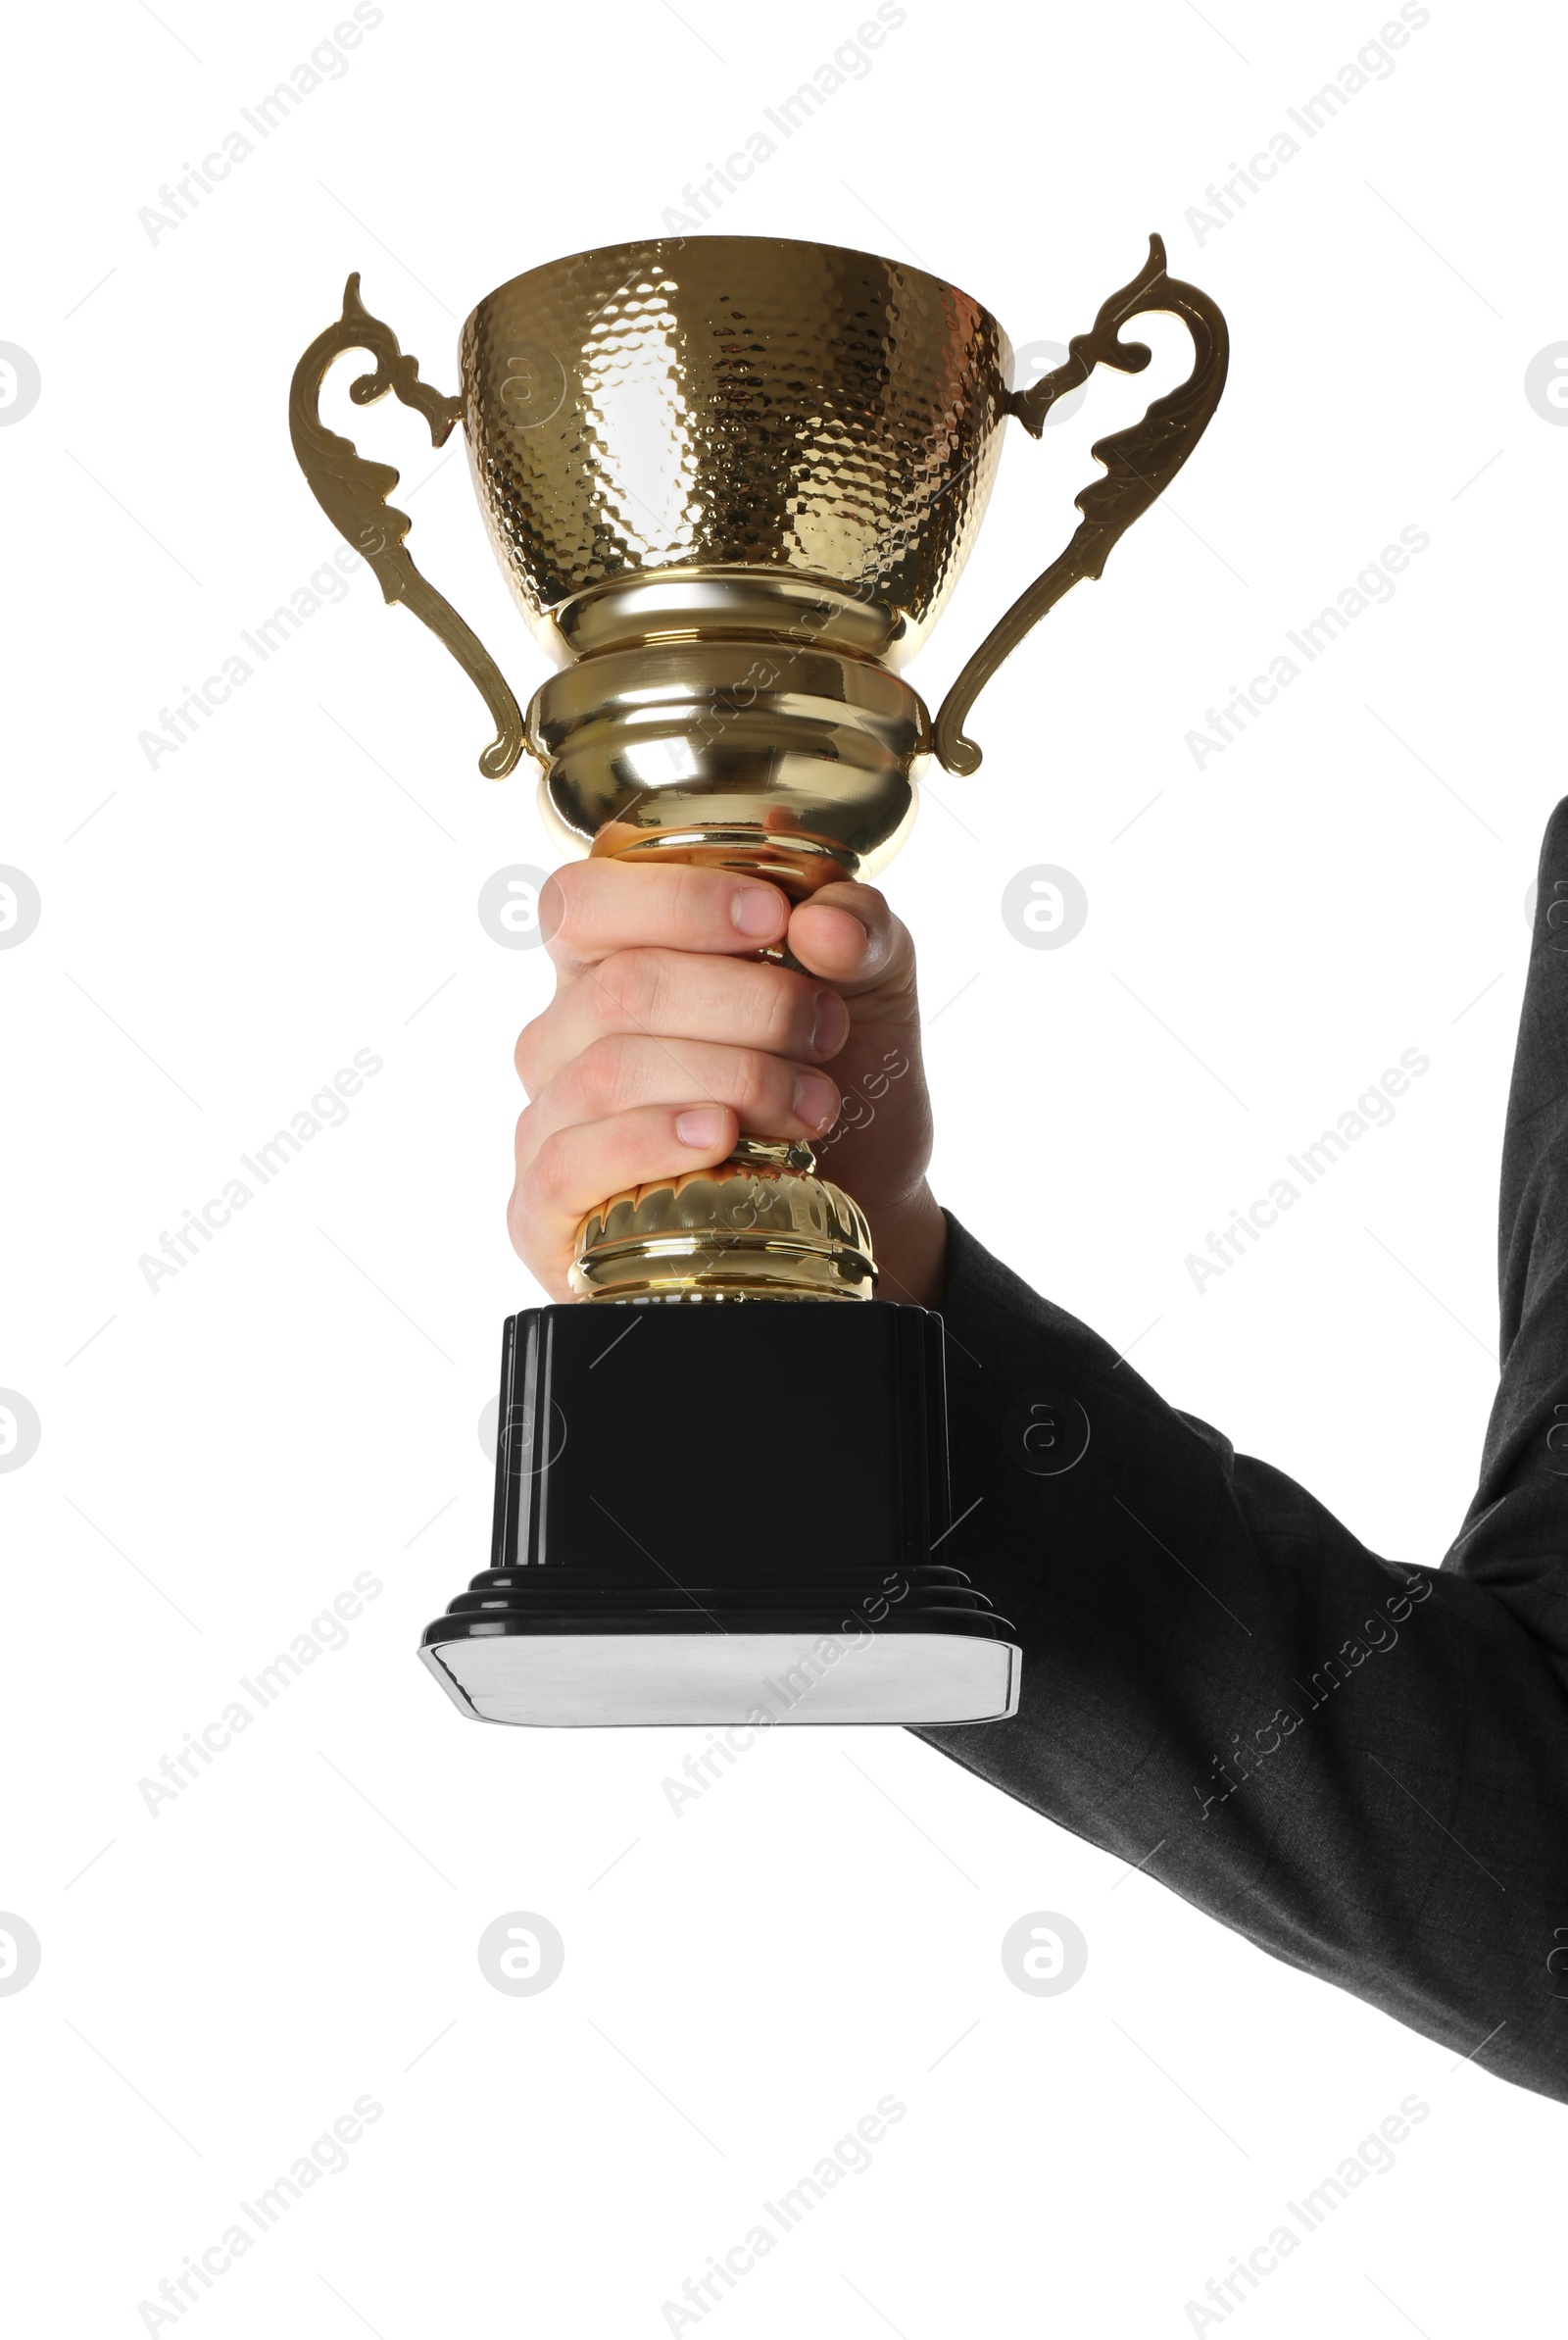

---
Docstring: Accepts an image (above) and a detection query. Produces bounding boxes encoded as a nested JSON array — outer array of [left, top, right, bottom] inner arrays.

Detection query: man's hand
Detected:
[[509, 861, 946, 1307]]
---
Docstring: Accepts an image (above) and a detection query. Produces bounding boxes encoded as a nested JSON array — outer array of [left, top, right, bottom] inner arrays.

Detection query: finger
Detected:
[[541, 859, 790, 977], [785, 881, 917, 1002], [509, 1102, 739, 1287], [514, 1036, 839, 1179], [514, 948, 851, 1096]]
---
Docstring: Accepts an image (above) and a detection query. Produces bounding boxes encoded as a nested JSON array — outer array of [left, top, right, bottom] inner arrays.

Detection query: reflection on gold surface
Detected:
[[569, 1146, 877, 1304], [291, 234, 1227, 1302]]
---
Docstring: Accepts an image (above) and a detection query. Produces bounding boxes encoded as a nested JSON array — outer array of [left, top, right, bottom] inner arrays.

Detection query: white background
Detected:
[[3, 1, 1564, 2332]]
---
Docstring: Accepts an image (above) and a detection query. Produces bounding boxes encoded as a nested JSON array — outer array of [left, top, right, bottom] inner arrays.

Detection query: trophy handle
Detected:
[[931, 234, 1229, 776], [288, 274, 526, 779]]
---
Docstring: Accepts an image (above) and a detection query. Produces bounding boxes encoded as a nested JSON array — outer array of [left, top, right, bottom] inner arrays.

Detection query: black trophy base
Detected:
[[419, 1301, 1020, 1728]]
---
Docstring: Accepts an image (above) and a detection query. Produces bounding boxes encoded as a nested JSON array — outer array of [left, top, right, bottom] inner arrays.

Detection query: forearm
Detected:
[[914, 1214, 1568, 2103]]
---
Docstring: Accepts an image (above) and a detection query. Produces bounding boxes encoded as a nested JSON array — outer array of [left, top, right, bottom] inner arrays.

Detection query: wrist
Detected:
[[871, 1179, 947, 1311]]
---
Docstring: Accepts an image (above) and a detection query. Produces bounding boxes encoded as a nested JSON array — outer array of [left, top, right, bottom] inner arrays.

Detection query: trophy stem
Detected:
[[567, 836, 880, 1305], [517, 608, 925, 1307]]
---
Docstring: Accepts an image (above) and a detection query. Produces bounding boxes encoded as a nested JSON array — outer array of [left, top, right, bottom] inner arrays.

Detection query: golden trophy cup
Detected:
[[289, 232, 1227, 1728]]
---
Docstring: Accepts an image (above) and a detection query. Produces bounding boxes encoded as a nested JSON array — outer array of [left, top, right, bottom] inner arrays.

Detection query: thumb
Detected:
[[784, 881, 918, 1014]]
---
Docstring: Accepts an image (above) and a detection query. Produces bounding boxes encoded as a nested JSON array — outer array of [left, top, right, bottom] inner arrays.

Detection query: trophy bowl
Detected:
[[289, 231, 1227, 1726]]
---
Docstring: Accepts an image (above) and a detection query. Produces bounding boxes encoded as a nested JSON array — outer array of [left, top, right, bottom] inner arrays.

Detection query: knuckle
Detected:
[[514, 1016, 546, 1091], [546, 860, 586, 911], [539, 865, 581, 952], [668, 864, 711, 927], [576, 1033, 637, 1113], [513, 1100, 542, 1167], [729, 1046, 778, 1107], [513, 1183, 547, 1253], [528, 1126, 574, 1205], [758, 968, 805, 1051], [601, 947, 665, 1030], [512, 1185, 549, 1262]]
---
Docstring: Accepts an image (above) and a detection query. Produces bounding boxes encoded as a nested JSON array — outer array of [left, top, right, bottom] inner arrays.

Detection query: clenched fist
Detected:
[[508, 860, 946, 1308]]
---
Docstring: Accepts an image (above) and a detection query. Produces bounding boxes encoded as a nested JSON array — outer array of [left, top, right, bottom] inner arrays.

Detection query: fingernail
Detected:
[[675, 1108, 728, 1149], [810, 989, 849, 1055], [793, 1073, 838, 1133], [731, 885, 782, 937]]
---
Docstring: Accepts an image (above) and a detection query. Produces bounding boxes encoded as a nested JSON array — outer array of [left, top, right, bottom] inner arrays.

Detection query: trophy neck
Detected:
[[547, 567, 912, 667], [527, 572, 931, 894]]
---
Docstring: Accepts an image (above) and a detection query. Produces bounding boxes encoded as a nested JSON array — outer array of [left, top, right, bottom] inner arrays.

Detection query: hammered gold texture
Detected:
[[460, 236, 1013, 667]]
